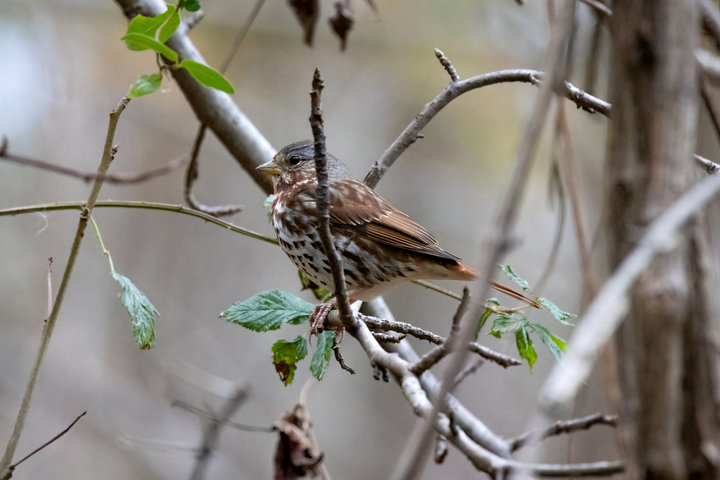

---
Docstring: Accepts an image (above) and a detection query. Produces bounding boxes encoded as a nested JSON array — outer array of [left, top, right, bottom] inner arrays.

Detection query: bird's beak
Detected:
[[256, 159, 281, 176]]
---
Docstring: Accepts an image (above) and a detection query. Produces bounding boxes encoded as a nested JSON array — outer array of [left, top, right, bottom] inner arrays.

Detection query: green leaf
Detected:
[[537, 297, 576, 326], [310, 331, 336, 381], [475, 307, 493, 340], [111, 271, 158, 350], [499, 264, 533, 293], [158, 10, 181, 43], [179, 0, 202, 12], [121, 33, 178, 62], [272, 336, 308, 386], [128, 73, 162, 98], [125, 7, 175, 49], [221, 290, 314, 331], [179, 60, 235, 94], [298, 270, 331, 301], [534, 323, 567, 361], [515, 326, 537, 371], [489, 314, 525, 335]]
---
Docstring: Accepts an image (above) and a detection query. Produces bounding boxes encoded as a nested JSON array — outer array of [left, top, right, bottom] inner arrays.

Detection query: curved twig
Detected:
[[364, 68, 610, 189]]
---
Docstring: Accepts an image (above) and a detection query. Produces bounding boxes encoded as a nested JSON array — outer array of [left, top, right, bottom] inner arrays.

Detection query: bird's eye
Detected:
[[288, 155, 302, 166]]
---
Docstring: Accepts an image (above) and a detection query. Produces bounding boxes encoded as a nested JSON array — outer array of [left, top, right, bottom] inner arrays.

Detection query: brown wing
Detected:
[[327, 179, 460, 262]]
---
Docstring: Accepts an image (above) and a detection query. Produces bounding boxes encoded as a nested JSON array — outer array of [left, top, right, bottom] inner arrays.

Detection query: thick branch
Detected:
[[114, 0, 275, 194]]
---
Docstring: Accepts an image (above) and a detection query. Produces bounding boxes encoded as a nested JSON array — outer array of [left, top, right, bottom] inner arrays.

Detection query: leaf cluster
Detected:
[[221, 290, 335, 385], [121, 2, 234, 98]]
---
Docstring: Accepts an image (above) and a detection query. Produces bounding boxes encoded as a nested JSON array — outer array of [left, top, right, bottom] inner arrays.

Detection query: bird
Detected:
[[257, 140, 537, 328]]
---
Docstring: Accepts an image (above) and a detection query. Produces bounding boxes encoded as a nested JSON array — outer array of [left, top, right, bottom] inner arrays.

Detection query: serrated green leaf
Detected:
[[221, 290, 314, 331], [125, 7, 175, 49], [111, 271, 158, 350], [537, 297, 576, 325], [272, 336, 308, 386], [533, 323, 567, 361], [489, 330, 502, 339], [499, 264, 533, 293], [489, 314, 525, 334], [179, 60, 235, 93], [121, 33, 178, 62], [310, 331, 336, 381], [515, 327, 537, 371], [158, 10, 181, 43], [128, 73, 162, 98], [179, 0, 201, 12]]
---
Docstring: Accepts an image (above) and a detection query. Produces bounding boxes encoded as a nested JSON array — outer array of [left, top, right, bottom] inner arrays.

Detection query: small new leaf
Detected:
[[499, 264, 533, 293], [310, 331, 336, 381], [272, 336, 308, 385], [179, 60, 235, 94], [221, 290, 314, 331], [121, 33, 178, 62], [475, 307, 493, 340], [128, 73, 162, 98], [534, 323, 567, 361], [489, 313, 525, 335], [111, 271, 158, 350], [515, 326, 537, 371], [537, 297, 576, 326]]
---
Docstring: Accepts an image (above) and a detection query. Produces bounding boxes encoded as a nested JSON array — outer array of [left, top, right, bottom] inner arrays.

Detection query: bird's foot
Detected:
[[309, 297, 338, 336]]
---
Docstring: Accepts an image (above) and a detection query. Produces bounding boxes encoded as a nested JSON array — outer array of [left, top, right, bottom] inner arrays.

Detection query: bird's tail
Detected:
[[453, 263, 541, 309]]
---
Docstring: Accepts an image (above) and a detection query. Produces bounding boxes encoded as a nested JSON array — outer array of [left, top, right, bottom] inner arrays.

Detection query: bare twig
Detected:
[[694, 154, 720, 174], [0, 150, 189, 184], [188, 385, 250, 480], [309, 69, 356, 331], [364, 67, 610, 189], [173, 401, 274, 433], [0, 97, 130, 476], [508, 413, 617, 452], [434, 434, 449, 464], [434, 48, 459, 82], [5, 410, 86, 476], [0, 201, 277, 245], [372, 332, 406, 343], [332, 335, 355, 374], [45, 258, 53, 319], [538, 169, 720, 413], [452, 358, 484, 389]]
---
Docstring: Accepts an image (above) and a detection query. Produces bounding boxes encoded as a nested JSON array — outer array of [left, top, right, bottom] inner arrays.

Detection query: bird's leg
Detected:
[[309, 297, 338, 335]]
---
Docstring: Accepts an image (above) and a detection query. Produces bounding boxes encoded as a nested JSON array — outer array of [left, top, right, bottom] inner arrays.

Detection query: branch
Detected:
[[114, 0, 276, 194], [0, 145, 188, 184], [363, 66, 610, 189], [0, 97, 130, 476], [508, 413, 617, 452], [309, 69, 356, 331], [538, 169, 720, 413], [3, 410, 86, 478], [0, 201, 277, 245], [694, 154, 720, 174]]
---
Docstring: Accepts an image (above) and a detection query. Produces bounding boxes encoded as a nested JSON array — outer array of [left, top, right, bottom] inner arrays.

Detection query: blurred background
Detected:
[[0, 0, 633, 478]]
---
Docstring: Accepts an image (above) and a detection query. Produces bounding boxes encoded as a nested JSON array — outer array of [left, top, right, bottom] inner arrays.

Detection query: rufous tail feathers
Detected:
[[454, 263, 541, 309]]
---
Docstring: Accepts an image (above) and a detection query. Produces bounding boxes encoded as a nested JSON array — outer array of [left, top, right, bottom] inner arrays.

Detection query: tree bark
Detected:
[[607, 1, 720, 478]]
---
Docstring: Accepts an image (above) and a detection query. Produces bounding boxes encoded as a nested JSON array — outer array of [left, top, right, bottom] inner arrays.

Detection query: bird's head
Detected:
[[257, 140, 352, 192]]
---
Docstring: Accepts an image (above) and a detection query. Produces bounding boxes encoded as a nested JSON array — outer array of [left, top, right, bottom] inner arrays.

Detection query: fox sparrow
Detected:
[[257, 140, 536, 315]]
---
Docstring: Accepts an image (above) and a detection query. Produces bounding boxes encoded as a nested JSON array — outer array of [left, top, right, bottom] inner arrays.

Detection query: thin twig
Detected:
[[508, 413, 617, 452], [0, 151, 189, 184], [364, 67, 609, 189], [434, 49, 459, 82], [332, 335, 355, 374], [309, 68, 356, 331], [694, 154, 720, 174], [173, 401, 275, 433], [452, 358, 484, 389], [539, 168, 720, 413], [434, 434, 449, 464], [189, 385, 250, 480], [5, 411, 87, 475], [45, 258, 53, 319], [0, 97, 130, 476], [578, 0, 611, 16]]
